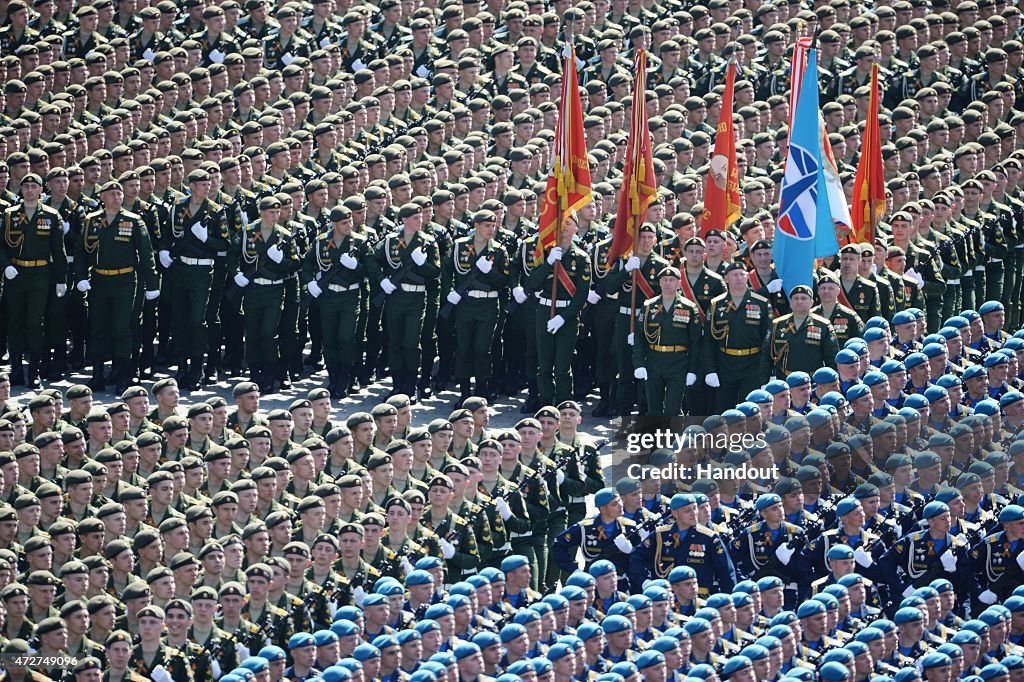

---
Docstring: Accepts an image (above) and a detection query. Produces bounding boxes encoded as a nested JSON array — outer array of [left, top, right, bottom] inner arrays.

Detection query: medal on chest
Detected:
[[745, 304, 760, 320], [807, 325, 821, 341]]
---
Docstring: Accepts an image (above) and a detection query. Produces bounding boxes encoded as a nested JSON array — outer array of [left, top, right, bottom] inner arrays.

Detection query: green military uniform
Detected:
[[633, 290, 704, 416], [301, 215, 371, 397], [811, 301, 863, 347], [74, 192, 158, 390], [1, 195, 66, 384], [837, 274, 881, 323], [525, 242, 592, 406], [706, 268, 772, 412], [129, 643, 195, 682], [441, 231, 511, 399], [231, 211, 302, 387], [367, 220, 441, 397], [763, 310, 840, 378]]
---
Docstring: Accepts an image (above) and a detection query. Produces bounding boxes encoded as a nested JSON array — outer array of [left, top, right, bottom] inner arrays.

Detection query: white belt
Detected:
[[400, 283, 426, 292], [66, 256, 74, 263], [991, 258, 1003, 263], [254, 277, 283, 285], [947, 279, 960, 285], [538, 297, 570, 308], [785, 582, 798, 591], [509, 531, 533, 539], [216, 251, 228, 257], [605, 292, 619, 299], [180, 256, 214, 266], [1016, 245, 1024, 249], [467, 290, 498, 298], [328, 282, 361, 292], [568, 496, 586, 504], [619, 306, 640, 315], [976, 265, 986, 271]]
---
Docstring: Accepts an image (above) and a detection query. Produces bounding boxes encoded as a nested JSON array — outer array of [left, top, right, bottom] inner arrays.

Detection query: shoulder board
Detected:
[[121, 209, 142, 220], [581, 517, 595, 527], [694, 524, 715, 537], [368, 566, 382, 577], [773, 314, 792, 326], [656, 523, 675, 533], [620, 517, 636, 527], [809, 313, 832, 325], [278, 226, 292, 238], [453, 514, 469, 526], [749, 292, 770, 303], [208, 199, 223, 212], [710, 292, 729, 305]]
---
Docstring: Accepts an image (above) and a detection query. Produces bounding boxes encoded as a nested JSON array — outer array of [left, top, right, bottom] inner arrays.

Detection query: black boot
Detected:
[[48, 345, 67, 381], [87, 362, 107, 391], [114, 361, 132, 394], [25, 354, 41, 389], [174, 357, 189, 383], [478, 379, 495, 403], [453, 380, 471, 410], [592, 383, 610, 417], [9, 355, 24, 387], [329, 367, 347, 399]]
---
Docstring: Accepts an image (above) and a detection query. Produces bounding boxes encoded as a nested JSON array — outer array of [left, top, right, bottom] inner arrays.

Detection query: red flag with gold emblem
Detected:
[[700, 60, 741, 238], [851, 64, 885, 245]]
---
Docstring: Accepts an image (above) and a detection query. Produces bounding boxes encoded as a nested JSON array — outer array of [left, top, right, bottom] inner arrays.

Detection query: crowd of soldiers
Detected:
[[6, 0, 1024, 680]]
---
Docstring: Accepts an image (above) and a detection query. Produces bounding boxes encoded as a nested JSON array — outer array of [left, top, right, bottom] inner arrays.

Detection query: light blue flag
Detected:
[[773, 49, 839, 296]]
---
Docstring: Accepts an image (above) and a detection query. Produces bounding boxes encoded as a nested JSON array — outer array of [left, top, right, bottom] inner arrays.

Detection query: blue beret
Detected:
[[288, 633, 315, 650], [764, 380, 789, 395], [453, 642, 481, 661], [904, 352, 927, 369], [863, 327, 886, 342], [1007, 596, 1024, 613], [893, 607, 924, 625], [511, 609, 540, 625], [1006, 338, 1024, 351], [934, 374, 961, 389], [371, 634, 398, 651], [314, 630, 339, 646], [414, 556, 443, 570], [914, 452, 941, 469], [945, 315, 970, 329], [257, 646, 286, 663], [986, 353, 1010, 368], [471, 631, 499, 650], [594, 488, 617, 508], [352, 643, 381, 661], [565, 571, 596, 588], [922, 500, 950, 519], [500, 555, 529, 573], [854, 626, 884, 643], [937, 326, 959, 340], [668, 565, 697, 583], [648, 637, 681, 654], [576, 622, 603, 641], [1003, 391, 1024, 409], [602, 615, 633, 634], [635, 650, 666, 670], [362, 593, 387, 607], [732, 592, 754, 608], [499, 623, 527, 643], [755, 493, 782, 511], [684, 617, 712, 635], [892, 310, 916, 326], [806, 409, 832, 429], [922, 342, 946, 359], [813, 367, 840, 385], [844, 641, 868, 657], [240, 657, 269, 673], [819, 392, 847, 409], [786, 372, 811, 388], [764, 425, 789, 444], [962, 364, 986, 382], [330, 619, 359, 637], [865, 315, 890, 330], [606, 662, 635, 679], [980, 664, 1011, 681], [819, 661, 851, 681], [560, 586, 587, 602], [615, 478, 641, 495], [974, 399, 1001, 416], [796, 601, 826, 618], [746, 389, 773, 403], [836, 349, 859, 365], [670, 493, 697, 510], [835, 497, 860, 517], [423, 604, 453, 620], [880, 359, 906, 375], [736, 402, 760, 418], [740, 644, 769, 661], [396, 629, 421, 645], [923, 385, 949, 403], [826, 544, 854, 561], [757, 576, 783, 591], [980, 300, 1005, 315], [589, 559, 616, 578], [321, 668, 352, 682], [845, 384, 871, 402], [546, 642, 574, 662], [721, 655, 753, 677]]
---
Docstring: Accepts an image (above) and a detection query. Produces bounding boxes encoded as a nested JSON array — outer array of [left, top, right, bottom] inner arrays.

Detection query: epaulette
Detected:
[[694, 524, 715, 537], [809, 313, 832, 326], [748, 291, 770, 303], [620, 516, 636, 527]]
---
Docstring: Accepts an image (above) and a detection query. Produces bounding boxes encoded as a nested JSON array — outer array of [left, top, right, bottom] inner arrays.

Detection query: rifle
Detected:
[[439, 268, 486, 319], [299, 259, 359, 312], [223, 232, 293, 302], [625, 508, 672, 546], [371, 257, 418, 307]]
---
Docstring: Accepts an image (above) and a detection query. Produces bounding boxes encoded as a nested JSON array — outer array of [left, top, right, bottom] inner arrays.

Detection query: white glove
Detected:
[[233, 273, 249, 288], [854, 547, 874, 568], [1016, 552, 1024, 571], [634, 367, 648, 380], [439, 537, 456, 559], [625, 255, 641, 272], [686, 373, 697, 386], [380, 278, 396, 294], [475, 256, 492, 273], [546, 314, 565, 334], [400, 557, 415, 576], [705, 372, 721, 388], [190, 221, 208, 242], [546, 246, 563, 265], [352, 585, 366, 607], [62, 220, 70, 235], [512, 286, 528, 304], [556, 469, 565, 486], [979, 589, 998, 605], [767, 278, 783, 293], [775, 542, 795, 565], [495, 497, 512, 520], [307, 281, 322, 298], [411, 247, 427, 266], [903, 585, 916, 599], [55, 283, 67, 298], [638, 526, 652, 542], [614, 535, 634, 554], [158, 250, 172, 268], [145, 290, 160, 301], [266, 244, 284, 263], [906, 267, 925, 288], [211, 660, 221, 679], [151, 666, 173, 682], [76, 279, 90, 292], [3, 265, 17, 280], [587, 290, 601, 305], [339, 252, 358, 269], [627, 332, 634, 346], [940, 549, 957, 572], [446, 291, 462, 305]]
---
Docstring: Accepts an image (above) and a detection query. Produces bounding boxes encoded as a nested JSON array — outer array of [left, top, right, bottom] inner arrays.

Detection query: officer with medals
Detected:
[[763, 284, 840, 378], [628, 493, 736, 598], [729, 493, 811, 609], [813, 270, 865, 347], [632, 266, 703, 417], [551, 487, 638, 581]]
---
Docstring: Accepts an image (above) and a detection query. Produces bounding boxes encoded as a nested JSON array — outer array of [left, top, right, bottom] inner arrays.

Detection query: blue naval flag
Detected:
[[772, 49, 839, 295]]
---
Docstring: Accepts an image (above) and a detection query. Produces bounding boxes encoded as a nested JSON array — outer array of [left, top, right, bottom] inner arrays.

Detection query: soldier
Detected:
[[230, 196, 301, 390], [632, 266, 704, 417], [551, 487, 637, 580], [420, 474, 479, 583], [968, 503, 1024, 606], [836, 244, 881, 323], [129, 605, 196, 682], [525, 214, 592, 407], [730, 494, 812, 609], [706, 261, 773, 412], [879, 500, 971, 600], [763, 285, 840, 378], [367, 202, 441, 401], [302, 205, 371, 399], [813, 271, 864, 347], [74, 180, 160, 394], [441, 210, 511, 406], [159, 169, 230, 390], [1, 173, 66, 389]]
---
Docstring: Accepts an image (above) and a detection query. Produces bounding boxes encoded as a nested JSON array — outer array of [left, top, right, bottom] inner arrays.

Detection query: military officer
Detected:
[[706, 261, 773, 412], [551, 487, 637, 580], [730, 494, 812, 609], [879, 501, 971, 600], [1, 173, 66, 389], [632, 266, 704, 416], [629, 493, 736, 597], [367, 202, 441, 401], [763, 285, 840, 378], [441, 210, 511, 407], [74, 180, 159, 394], [524, 213, 592, 407], [301, 205, 370, 400], [230, 196, 301, 390], [837, 244, 882, 323], [813, 270, 864, 347]]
